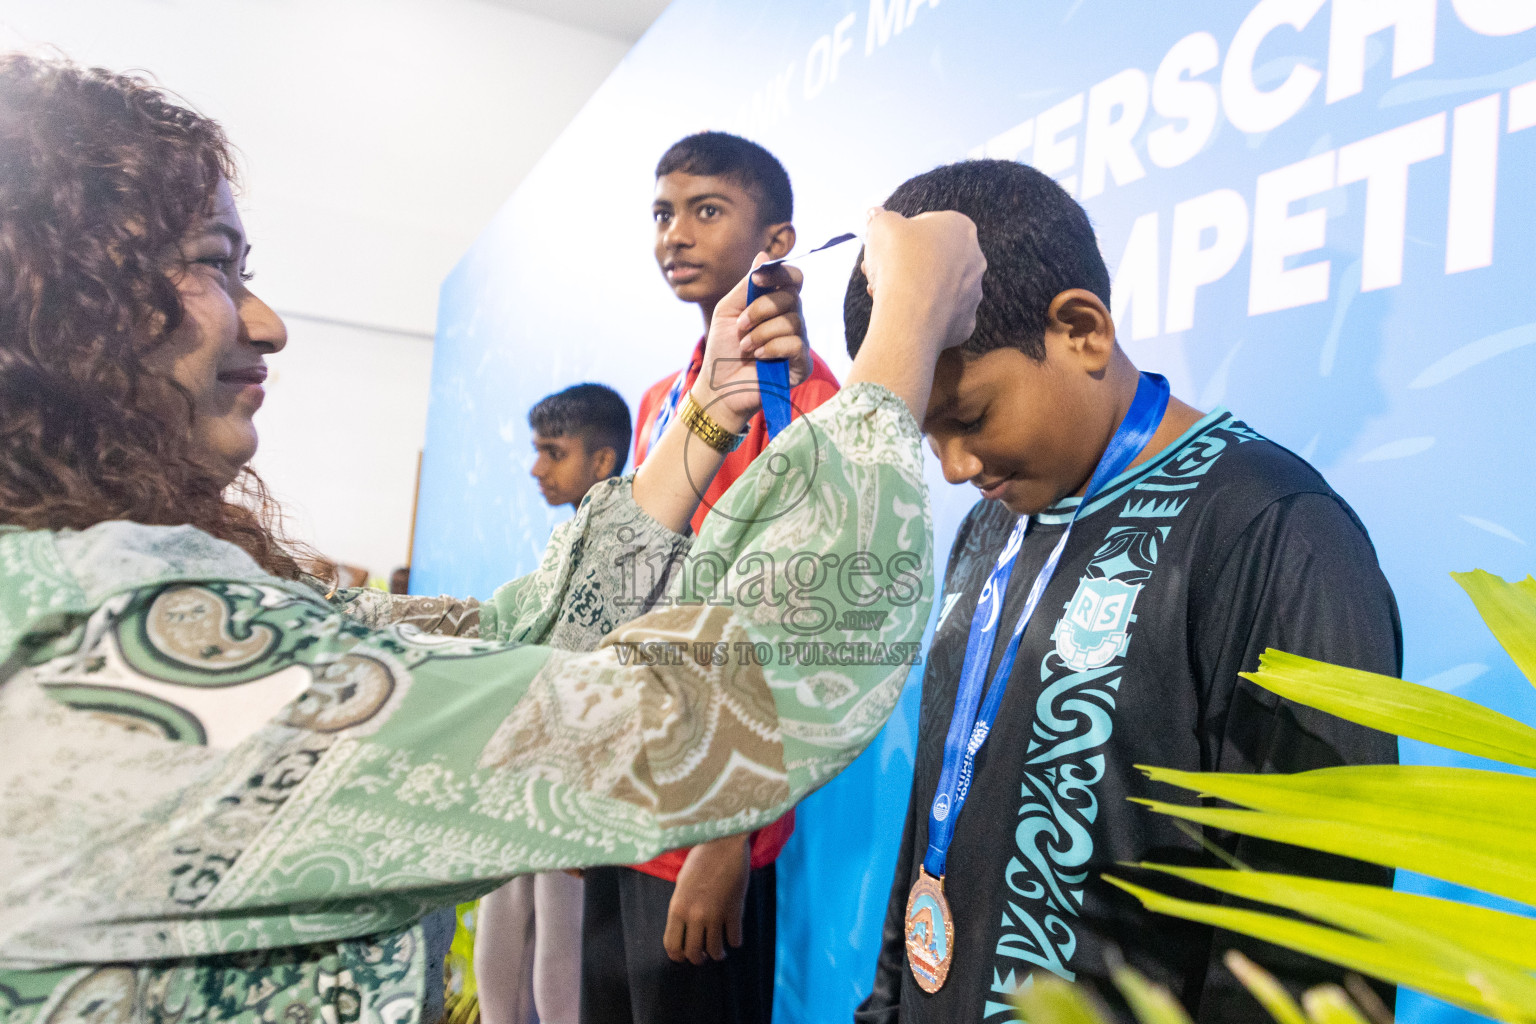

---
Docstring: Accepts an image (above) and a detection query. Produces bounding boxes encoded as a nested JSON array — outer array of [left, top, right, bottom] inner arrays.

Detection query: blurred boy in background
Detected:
[[476, 381, 632, 1024], [530, 383, 632, 511]]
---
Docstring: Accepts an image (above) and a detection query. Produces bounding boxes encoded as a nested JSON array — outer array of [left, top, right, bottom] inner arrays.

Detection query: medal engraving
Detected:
[[904, 868, 955, 993]]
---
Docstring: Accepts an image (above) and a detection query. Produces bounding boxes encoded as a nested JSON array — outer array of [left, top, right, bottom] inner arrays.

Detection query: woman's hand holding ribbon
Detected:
[[690, 257, 810, 432]]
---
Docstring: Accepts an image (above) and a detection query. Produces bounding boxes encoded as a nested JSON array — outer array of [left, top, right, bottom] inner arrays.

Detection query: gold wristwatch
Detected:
[[678, 391, 746, 453]]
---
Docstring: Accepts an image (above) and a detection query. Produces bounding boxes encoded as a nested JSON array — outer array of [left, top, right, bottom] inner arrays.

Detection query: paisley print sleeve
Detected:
[[479, 474, 695, 648], [476, 382, 932, 843], [328, 474, 692, 646], [0, 383, 930, 967], [333, 588, 484, 637]]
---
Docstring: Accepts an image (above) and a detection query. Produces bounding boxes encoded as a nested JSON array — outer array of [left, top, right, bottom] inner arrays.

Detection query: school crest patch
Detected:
[[1051, 576, 1141, 672]]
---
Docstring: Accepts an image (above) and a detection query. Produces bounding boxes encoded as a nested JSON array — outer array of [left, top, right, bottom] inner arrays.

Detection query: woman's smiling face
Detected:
[[149, 179, 288, 486]]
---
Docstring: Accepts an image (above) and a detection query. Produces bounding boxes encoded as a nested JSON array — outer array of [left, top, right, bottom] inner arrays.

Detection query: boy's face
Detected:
[[922, 341, 1109, 517], [531, 432, 616, 509], [652, 172, 790, 307]]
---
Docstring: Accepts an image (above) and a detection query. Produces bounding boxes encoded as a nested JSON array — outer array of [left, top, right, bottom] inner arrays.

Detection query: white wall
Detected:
[[253, 320, 435, 580], [0, 0, 632, 580]]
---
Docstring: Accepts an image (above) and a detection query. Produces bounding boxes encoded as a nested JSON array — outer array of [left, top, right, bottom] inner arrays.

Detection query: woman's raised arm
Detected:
[[0, 212, 984, 964]]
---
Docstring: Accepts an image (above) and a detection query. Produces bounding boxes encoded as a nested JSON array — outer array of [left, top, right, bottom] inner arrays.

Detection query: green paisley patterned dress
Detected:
[[0, 384, 931, 1024]]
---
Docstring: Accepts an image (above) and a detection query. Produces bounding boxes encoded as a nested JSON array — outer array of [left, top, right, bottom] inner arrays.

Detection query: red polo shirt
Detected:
[[631, 335, 841, 879]]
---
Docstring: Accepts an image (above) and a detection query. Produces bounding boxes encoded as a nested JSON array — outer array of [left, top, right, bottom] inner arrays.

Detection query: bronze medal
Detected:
[[904, 867, 955, 993]]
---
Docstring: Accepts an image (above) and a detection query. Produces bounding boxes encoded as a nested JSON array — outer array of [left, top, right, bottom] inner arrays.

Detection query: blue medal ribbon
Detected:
[[746, 232, 856, 439], [922, 371, 1171, 879], [647, 359, 693, 456]]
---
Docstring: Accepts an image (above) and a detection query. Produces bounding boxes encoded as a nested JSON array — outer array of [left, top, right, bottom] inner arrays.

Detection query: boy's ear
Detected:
[[1046, 289, 1116, 372], [763, 222, 795, 260], [592, 445, 619, 481]]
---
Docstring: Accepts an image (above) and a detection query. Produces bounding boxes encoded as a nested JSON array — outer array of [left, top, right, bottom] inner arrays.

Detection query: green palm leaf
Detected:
[[1012, 975, 1116, 1024], [1222, 951, 1309, 1024], [1454, 570, 1536, 687], [1010, 954, 1390, 1024], [1134, 864, 1536, 971], [1240, 650, 1536, 770], [1110, 965, 1195, 1024], [1301, 986, 1373, 1024], [1013, 570, 1536, 1024], [1106, 877, 1536, 1021], [1139, 763, 1536, 834], [1129, 796, 1536, 906]]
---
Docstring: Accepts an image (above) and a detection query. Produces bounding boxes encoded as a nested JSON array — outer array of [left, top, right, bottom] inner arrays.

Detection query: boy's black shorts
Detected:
[[580, 862, 775, 1024]]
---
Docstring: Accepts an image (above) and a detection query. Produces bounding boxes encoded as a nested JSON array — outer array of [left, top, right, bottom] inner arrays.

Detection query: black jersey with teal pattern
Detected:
[[857, 409, 1402, 1024]]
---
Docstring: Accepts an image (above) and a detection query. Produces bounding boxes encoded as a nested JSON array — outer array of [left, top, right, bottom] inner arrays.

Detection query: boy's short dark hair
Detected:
[[528, 383, 633, 475], [844, 160, 1111, 361], [656, 131, 793, 226]]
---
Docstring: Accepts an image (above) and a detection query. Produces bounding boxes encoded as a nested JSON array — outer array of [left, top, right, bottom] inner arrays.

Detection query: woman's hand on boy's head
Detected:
[[693, 255, 810, 427], [861, 207, 985, 354]]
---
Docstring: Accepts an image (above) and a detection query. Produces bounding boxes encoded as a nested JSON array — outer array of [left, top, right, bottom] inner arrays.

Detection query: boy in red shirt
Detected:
[[582, 132, 839, 1024]]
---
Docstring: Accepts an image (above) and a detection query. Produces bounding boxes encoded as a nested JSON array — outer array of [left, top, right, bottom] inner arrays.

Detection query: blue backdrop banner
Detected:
[[414, 2, 1536, 1020]]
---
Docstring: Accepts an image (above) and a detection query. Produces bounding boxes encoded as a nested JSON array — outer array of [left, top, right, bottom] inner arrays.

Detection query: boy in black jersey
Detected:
[[847, 161, 1400, 1022]]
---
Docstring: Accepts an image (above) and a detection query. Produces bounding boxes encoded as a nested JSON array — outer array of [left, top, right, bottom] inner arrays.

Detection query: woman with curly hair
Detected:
[[0, 54, 984, 1024]]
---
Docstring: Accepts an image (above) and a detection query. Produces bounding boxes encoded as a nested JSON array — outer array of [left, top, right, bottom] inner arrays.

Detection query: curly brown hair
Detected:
[[0, 54, 311, 580]]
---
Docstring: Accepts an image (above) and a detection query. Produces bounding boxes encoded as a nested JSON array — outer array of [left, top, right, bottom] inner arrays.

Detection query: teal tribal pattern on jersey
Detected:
[[0, 383, 932, 1024], [983, 414, 1261, 1013]]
